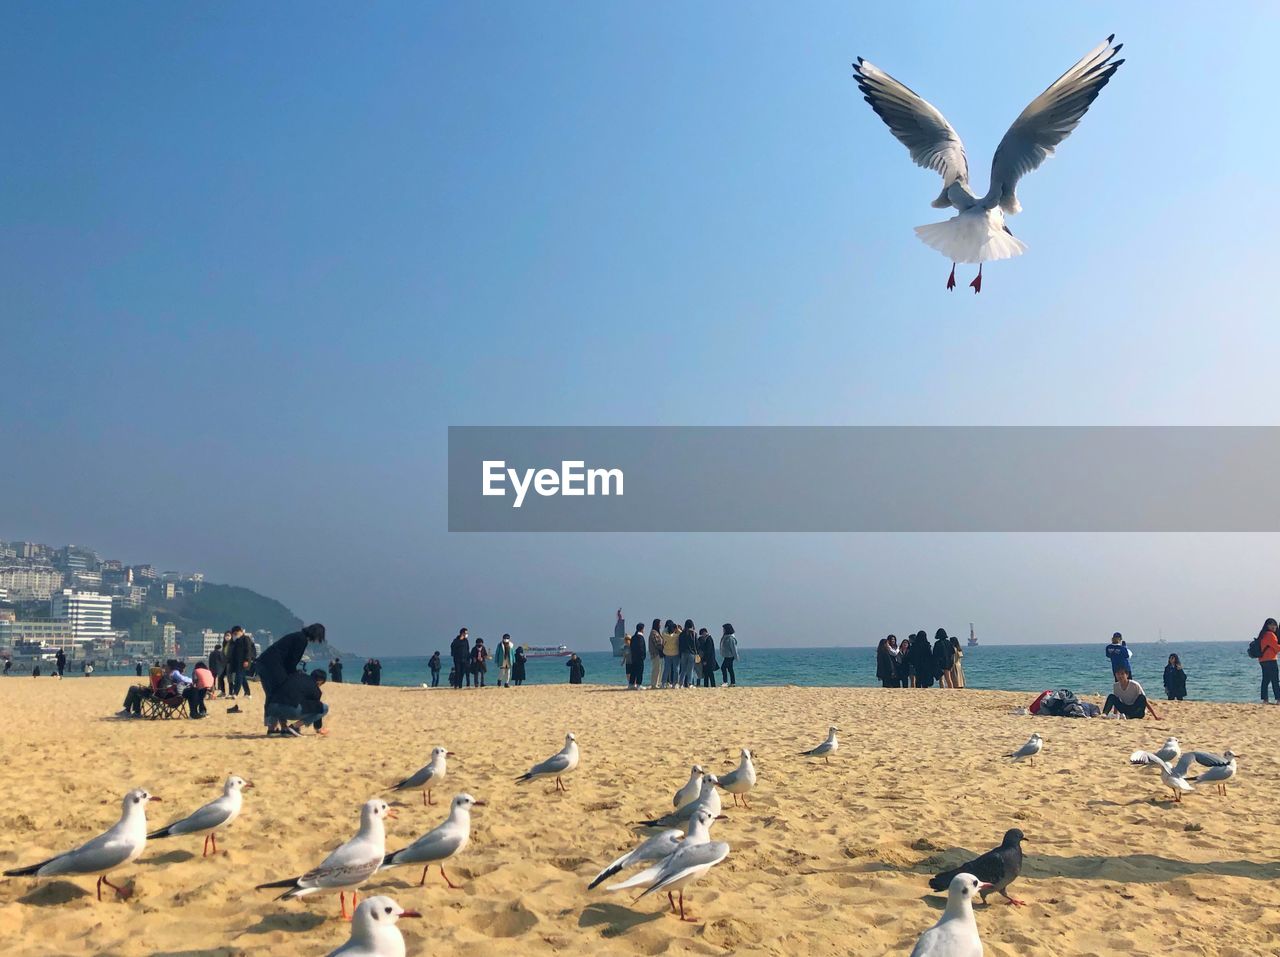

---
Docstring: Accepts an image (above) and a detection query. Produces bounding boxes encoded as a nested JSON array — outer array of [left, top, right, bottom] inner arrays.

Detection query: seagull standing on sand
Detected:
[[852, 36, 1125, 292], [1189, 751, 1239, 797], [388, 746, 452, 807], [639, 774, 721, 828], [929, 829, 1026, 906], [515, 733, 579, 792], [673, 765, 705, 811], [800, 726, 840, 764], [1007, 733, 1043, 766], [4, 788, 160, 901], [909, 873, 988, 957], [379, 793, 483, 889], [325, 896, 421, 957], [588, 827, 684, 891], [606, 807, 729, 923], [718, 748, 757, 808], [256, 798, 396, 919], [148, 776, 250, 857]]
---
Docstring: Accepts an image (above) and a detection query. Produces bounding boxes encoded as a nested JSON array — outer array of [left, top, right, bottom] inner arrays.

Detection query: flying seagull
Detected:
[[929, 828, 1026, 906], [1131, 750, 1236, 802], [852, 36, 1125, 292]]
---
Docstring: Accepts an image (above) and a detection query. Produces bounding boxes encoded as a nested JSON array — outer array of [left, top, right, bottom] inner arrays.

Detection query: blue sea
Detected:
[[330, 641, 1261, 704]]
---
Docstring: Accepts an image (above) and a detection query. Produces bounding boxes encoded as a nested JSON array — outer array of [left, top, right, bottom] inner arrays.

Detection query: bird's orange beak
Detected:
[[400, 909, 422, 918], [978, 882, 993, 890], [386, 808, 399, 819], [150, 797, 163, 802], [446, 751, 456, 756], [472, 800, 487, 806]]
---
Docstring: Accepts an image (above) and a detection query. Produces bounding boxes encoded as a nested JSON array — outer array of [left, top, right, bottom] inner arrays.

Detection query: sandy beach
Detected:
[[1, 677, 1278, 956]]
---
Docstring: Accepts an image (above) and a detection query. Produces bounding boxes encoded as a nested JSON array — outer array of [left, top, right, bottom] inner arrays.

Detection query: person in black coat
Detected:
[[428, 651, 442, 687], [566, 654, 586, 684], [512, 646, 527, 685], [698, 628, 719, 687], [328, 658, 343, 683], [933, 629, 956, 688], [255, 623, 326, 733], [876, 636, 897, 688], [229, 627, 256, 698], [627, 623, 647, 689], [270, 668, 329, 735], [910, 631, 935, 688], [450, 629, 472, 688], [1163, 653, 1188, 701]]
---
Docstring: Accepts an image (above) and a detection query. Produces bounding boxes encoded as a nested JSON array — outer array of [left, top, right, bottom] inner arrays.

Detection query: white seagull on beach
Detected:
[[515, 733, 579, 793], [673, 764, 705, 810], [4, 788, 160, 901], [1131, 749, 1237, 802], [909, 872, 989, 957], [639, 773, 721, 828], [325, 895, 421, 957], [1007, 733, 1043, 766], [1189, 750, 1239, 797], [800, 726, 840, 764], [606, 807, 729, 922], [256, 798, 396, 919], [379, 793, 483, 889], [148, 775, 250, 857], [388, 746, 452, 806], [852, 35, 1125, 292], [718, 748, 757, 808]]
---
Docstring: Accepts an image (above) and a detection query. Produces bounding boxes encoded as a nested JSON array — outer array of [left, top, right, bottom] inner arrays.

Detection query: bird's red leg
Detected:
[[96, 876, 104, 901], [668, 891, 677, 914], [428, 789, 435, 806], [202, 835, 210, 857], [1002, 891, 1027, 907], [946, 263, 957, 291], [418, 865, 430, 887], [340, 891, 349, 920], [969, 263, 983, 294], [440, 866, 461, 890], [743, 794, 751, 809], [679, 891, 697, 922], [211, 834, 218, 855], [101, 876, 130, 900]]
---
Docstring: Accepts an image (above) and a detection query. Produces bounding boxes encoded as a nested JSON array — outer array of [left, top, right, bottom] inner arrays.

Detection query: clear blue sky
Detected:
[[4, 2, 1279, 651]]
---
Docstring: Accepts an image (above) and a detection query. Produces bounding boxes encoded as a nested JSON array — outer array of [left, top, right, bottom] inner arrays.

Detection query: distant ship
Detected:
[[522, 644, 571, 659], [967, 623, 978, 648]]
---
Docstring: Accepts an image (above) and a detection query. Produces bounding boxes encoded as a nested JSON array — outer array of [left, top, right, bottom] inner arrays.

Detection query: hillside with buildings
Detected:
[[0, 537, 303, 665]]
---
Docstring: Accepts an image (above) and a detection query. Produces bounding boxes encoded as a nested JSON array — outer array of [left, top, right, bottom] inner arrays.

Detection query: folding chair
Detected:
[[140, 667, 189, 720]]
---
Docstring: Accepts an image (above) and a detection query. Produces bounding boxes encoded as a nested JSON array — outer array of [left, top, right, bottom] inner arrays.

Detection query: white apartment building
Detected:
[[50, 589, 115, 642], [0, 618, 78, 651], [0, 565, 65, 601]]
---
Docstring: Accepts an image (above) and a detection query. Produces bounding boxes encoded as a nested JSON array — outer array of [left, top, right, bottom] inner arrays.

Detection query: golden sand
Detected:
[[1, 677, 1278, 956]]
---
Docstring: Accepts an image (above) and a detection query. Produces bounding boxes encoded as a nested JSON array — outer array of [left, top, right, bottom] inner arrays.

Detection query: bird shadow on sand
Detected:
[[239, 911, 328, 935], [145, 849, 195, 865], [579, 902, 665, 935], [16, 881, 93, 906], [888, 849, 1280, 885]]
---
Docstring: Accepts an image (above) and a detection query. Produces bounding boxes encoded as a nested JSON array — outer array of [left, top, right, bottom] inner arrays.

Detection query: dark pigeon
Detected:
[[928, 828, 1026, 906]]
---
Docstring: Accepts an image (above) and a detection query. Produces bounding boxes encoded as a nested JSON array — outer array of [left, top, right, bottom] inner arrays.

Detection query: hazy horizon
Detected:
[[4, 4, 1279, 655]]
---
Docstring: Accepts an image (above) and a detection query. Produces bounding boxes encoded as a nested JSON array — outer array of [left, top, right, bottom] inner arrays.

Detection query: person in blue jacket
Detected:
[[1105, 632, 1133, 676]]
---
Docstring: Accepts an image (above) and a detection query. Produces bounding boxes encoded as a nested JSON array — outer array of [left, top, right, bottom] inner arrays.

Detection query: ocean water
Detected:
[[342, 641, 1263, 704]]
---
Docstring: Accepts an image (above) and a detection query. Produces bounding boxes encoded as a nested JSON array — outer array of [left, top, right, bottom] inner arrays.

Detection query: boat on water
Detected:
[[522, 644, 571, 659]]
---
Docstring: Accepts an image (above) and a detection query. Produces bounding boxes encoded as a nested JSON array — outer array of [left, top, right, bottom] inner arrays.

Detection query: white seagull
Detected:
[[639, 773, 721, 828], [4, 788, 160, 901], [388, 746, 452, 807], [148, 775, 250, 857], [1189, 751, 1239, 797], [606, 807, 729, 922], [515, 732, 579, 793], [1007, 733, 1043, 766], [379, 793, 483, 889], [1131, 750, 1237, 802], [852, 36, 1125, 292], [589, 805, 723, 890], [800, 726, 840, 765], [718, 748, 757, 808], [325, 895, 421, 957], [1154, 737, 1181, 763], [672, 764, 705, 811], [257, 798, 396, 919], [909, 872, 989, 957]]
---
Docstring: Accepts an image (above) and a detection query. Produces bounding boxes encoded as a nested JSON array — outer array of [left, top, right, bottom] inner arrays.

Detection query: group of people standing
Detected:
[[621, 615, 740, 690], [875, 630, 965, 689], [442, 630, 527, 688], [207, 626, 257, 698]]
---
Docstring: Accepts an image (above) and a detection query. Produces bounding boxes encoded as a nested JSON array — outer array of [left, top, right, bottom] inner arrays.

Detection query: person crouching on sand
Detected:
[[255, 623, 327, 734], [267, 668, 329, 736], [1102, 667, 1160, 720]]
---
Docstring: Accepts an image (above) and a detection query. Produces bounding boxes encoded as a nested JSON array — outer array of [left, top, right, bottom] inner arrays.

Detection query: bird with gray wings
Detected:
[[852, 36, 1124, 292]]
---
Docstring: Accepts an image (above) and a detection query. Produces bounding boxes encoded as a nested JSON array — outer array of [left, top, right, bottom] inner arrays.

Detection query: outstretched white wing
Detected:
[[984, 36, 1124, 213]]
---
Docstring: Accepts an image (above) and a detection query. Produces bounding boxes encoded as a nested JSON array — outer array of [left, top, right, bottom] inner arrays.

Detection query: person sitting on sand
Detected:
[[1102, 667, 1160, 719], [267, 668, 329, 736], [1163, 653, 1187, 701]]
